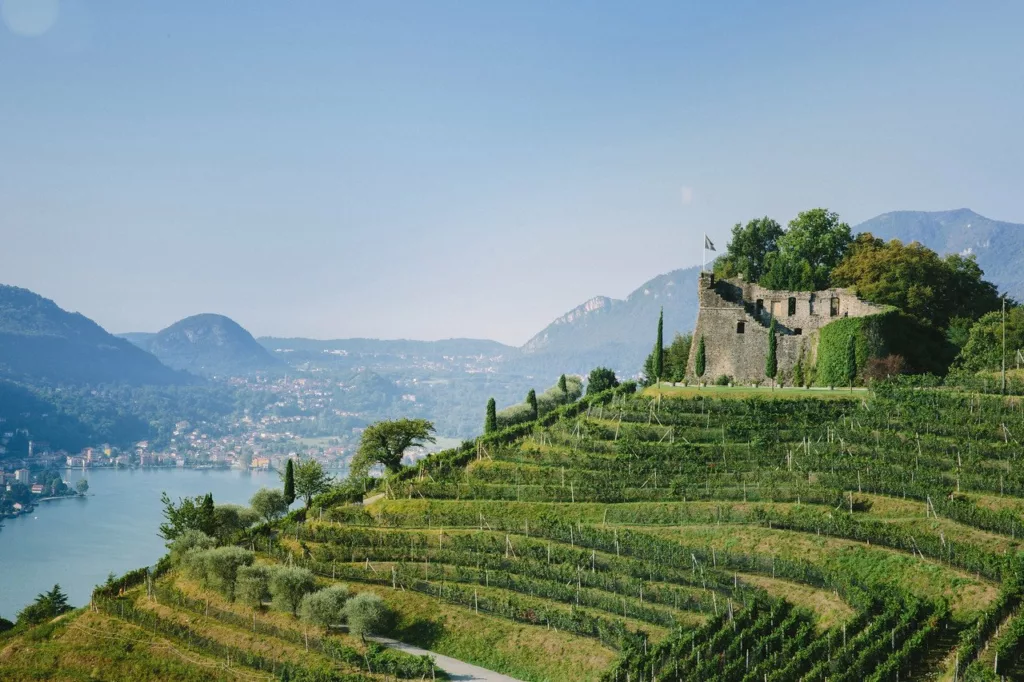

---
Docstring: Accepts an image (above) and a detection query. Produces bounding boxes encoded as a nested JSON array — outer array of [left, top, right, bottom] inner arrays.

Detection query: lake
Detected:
[[0, 467, 279, 620]]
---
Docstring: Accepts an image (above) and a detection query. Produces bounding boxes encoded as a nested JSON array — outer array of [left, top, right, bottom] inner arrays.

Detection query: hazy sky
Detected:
[[2, 1, 1023, 344]]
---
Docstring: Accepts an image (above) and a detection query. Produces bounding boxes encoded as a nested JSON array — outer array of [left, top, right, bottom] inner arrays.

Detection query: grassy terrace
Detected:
[[9, 384, 1024, 681]]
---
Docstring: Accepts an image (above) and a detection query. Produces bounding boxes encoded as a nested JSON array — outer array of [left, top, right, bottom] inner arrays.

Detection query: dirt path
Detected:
[[370, 636, 524, 681]]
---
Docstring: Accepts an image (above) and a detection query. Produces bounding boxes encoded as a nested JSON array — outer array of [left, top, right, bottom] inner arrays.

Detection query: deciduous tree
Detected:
[[586, 367, 619, 395], [350, 419, 436, 478], [292, 460, 333, 508]]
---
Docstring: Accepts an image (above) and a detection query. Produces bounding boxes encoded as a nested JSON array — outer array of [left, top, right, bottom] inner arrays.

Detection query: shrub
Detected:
[[343, 592, 394, 637], [235, 564, 273, 609], [300, 584, 350, 629], [168, 530, 215, 566], [586, 367, 619, 396], [864, 354, 908, 382], [269, 566, 316, 616], [714, 374, 732, 386], [213, 504, 260, 541]]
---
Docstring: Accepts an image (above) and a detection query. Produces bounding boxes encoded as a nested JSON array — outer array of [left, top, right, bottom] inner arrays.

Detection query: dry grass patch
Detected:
[[735, 573, 854, 631]]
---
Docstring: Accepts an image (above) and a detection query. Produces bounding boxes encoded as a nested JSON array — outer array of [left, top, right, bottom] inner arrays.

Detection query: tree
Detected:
[[17, 584, 71, 626], [845, 334, 858, 390], [75, 478, 89, 495], [760, 209, 852, 290], [666, 333, 692, 383], [713, 217, 784, 283], [169, 530, 216, 566], [343, 592, 394, 637], [213, 504, 260, 541], [159, 492, 217, 542], [350, 419, 436, 479], [292, 460, 333, 508], [526, 389, 538, 420], [236, 565, 272, 609], [0, 617, 13, 633], [831, 233, 1001, 330], [269, 566, 316, 616], [955, 306, 1024, 373], [283, 459, 296, 505], [300, 584, 350, 630], [558, 374, 568, 397], [586, 367, 619, 395], [484, 398, 497, 434], [695, 336, 706, 380], [654, 308, 664, 384], [250, 488, 289, 524], [766, 315, 778, 389], [196, 546, 254, 600]]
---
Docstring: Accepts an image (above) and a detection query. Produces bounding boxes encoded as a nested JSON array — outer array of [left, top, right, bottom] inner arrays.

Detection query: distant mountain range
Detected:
[[0, 285, 188, 386], [122, 314, 283, 378]]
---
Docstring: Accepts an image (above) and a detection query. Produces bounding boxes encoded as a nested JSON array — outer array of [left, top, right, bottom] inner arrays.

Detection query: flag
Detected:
[[704, 235, 716, 251]]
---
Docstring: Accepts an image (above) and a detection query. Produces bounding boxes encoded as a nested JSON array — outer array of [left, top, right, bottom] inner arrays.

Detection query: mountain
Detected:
[[126, 314, 283, 377], [855, 208, 1024, 300], [514, 265, 701, 377], [0, 285, 186, 386]]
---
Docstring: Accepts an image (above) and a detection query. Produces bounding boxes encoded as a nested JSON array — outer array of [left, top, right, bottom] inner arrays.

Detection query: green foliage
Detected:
[[283, 459, 295, 505], [300, 584, 350, 629], [168, 530, 216, 566], [713, 217, 784, 283], [764, 208, 853, 291], [695, 336, 706, 378], [0, 617, 13, 633], [793, 343, 805, 387], [351, 419, 436, 478], [654, 308, 664, 382], [269, 566, 316, 616], [766, 315, 778, 381], [955, 305, 1024, 373], [158, 492, 216, 541], [16, 584, 71, 626], [485, 397, 497, 434], [526, 389, 538, 420], [75, 478, 89, 495], [343, 592, 394, 637], [558, 374, 568, 396], [845, 333, 857, 387], [212, 504, 259, 541], [666, 333, 692, 383], [714, 374, 732, 386], [831, 233, 1001, 330], [586, 367, 619, 396], [182, 546, 254, 600], [250, 488, 289, 524], [235, 564, 273, 609], [291, 459, 334, 508]]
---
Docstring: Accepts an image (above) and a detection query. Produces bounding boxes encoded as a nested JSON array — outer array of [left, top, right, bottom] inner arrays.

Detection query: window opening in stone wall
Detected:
[[809, 294, 816, 315], [755, 299, 763, 315], [788, 297, 796, 316], [830, 297, 840, 317], [736, 321, 745, 334], [793, 328, 802, 335]]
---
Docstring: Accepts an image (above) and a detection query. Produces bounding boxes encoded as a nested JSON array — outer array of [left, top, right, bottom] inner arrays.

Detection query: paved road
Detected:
[[370, 636, 525, 682]]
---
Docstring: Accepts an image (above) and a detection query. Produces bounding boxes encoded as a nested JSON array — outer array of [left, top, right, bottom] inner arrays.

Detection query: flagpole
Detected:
[[702, 233, 706, 272]]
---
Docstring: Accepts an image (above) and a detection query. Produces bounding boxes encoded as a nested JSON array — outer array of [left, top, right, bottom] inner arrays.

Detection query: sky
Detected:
[[2, 1, 1023, 345]]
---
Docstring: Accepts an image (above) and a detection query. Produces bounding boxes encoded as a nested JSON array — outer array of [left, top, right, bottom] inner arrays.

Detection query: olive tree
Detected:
[[300, 584, 350, 630], [250, 488, 289, 523], [168, 530, 216, 567], [343, 592, 394, 636], [269, 566, 316, 616], [235, 564, 273, 609]]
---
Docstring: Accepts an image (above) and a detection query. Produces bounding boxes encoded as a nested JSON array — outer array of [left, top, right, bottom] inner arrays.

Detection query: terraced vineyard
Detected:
[[7, 383, 1024, 681], [285, 384, 1024, 681]]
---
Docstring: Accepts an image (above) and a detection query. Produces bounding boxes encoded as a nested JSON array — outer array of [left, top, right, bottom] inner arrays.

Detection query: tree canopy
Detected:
[[159, 492, 216, 541], [713, 217, 784, 283], [17, 584, 71, 626], [831, 233, 1001, 330], [586, 367, 619, 395], [760, 209, 853, 290], [350, 418, 436, 478], [292, 460, 333, 508], [250, 487, 289, 523]]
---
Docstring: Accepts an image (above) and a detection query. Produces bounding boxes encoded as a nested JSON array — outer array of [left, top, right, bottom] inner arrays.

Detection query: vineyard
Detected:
[[291, 384, 1024, 681], [6, 384, 1024, 681]]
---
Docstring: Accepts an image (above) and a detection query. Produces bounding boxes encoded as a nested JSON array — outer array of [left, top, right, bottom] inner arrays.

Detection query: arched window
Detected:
[[788, 297, 796, 316]]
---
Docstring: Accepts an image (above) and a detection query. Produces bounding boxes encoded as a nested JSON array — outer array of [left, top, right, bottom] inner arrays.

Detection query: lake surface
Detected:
[[0, 467, 278, 620]]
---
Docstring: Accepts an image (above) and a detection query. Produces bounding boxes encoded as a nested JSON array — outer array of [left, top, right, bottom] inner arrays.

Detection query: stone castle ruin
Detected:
[[686, 272, 887, 384]]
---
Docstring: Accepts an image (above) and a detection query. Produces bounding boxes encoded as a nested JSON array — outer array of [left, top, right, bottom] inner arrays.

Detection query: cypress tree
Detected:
[[526, 389, 538, 420], [846, 334, 858, 390], [199, 493, 216, 536], [654, 308, 664, 383], [695, 336, 706, 380], [766, 315, 778, 389], [283, 459, 295, 504], [558, 374, 568, 399], [485, 397, 497, 434]]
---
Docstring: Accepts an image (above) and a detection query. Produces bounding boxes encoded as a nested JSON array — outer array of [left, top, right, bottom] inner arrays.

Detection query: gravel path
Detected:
[[370, 636, 525, 682]]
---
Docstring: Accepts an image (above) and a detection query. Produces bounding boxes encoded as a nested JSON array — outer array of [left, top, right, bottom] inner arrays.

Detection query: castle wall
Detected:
[[686, 273, 885, 385]]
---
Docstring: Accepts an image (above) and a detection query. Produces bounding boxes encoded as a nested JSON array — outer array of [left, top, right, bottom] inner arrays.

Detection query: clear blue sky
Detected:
[[2, 1, 1023, 344]]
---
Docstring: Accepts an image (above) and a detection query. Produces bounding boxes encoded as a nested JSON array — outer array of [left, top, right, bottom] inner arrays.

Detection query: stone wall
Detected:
[[686, 272, 886, 385]]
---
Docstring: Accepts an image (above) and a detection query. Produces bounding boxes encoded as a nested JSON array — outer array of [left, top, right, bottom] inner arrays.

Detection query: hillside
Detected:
[[0, 285, 186, 386], [855, 208, 1024, 300], [127, 314, 283, 377], [9, 385, 1024, 680]]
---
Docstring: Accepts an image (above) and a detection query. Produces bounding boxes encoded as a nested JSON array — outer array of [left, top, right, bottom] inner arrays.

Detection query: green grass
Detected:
[[644, 383, 869, 400]]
